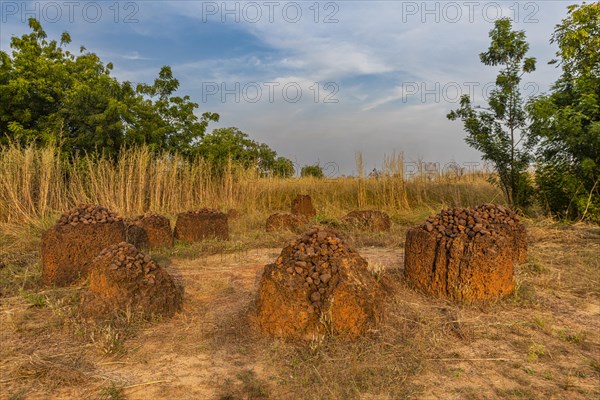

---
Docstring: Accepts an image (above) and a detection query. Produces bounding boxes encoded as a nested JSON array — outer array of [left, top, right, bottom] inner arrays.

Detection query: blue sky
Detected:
[[0, 1, 582, 174]]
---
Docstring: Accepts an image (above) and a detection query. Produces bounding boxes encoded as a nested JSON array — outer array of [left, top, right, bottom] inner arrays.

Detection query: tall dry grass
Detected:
[[0, 144, 504, 224]]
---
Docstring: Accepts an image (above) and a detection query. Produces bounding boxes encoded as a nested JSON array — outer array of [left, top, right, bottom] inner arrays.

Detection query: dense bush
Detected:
[[301, 165, 325, 178], [528, 3, 600, 222]]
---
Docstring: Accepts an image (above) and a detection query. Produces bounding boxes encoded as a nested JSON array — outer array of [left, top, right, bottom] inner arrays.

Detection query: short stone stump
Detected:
[[342, 210, 391, 232], [291, 195, 316, 218], [79, 242, 183, 319], [126, 212, 173, 250], [404, 204, 527, 302], [265, 213, 309, 233], [41, 204, 125, 286], [255, 227, 384, 340], [173, 209, 229, 242]]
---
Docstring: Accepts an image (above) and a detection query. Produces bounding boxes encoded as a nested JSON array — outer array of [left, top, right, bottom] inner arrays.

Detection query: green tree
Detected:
[[197, 127, 293, 176], [271, 157, 295, 178], [447, 18, 537, 208], [0, 18, 217, 159], [528, 3, 600, 222], [301, 164, 324, 178], [134, 66, 219, 158]]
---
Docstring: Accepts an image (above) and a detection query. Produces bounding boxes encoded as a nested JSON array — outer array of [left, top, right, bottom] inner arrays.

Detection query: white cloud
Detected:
[[120, 51, 151, 61], [176, 1, 577, 172], [1, 1, 584, 173]]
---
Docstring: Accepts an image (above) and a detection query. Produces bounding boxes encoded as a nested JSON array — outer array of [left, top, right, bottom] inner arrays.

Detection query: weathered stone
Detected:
[[42, 205, 125, 286], [404, 204, 527, 302], [125, 212, 173, 250], [79, 242, 182, 319], [265, 213, 309, 233], [255, 227, 383, 340], [174, 209, 228, 242], [342, 210, 391, 232], [291, 195, 316, 218]]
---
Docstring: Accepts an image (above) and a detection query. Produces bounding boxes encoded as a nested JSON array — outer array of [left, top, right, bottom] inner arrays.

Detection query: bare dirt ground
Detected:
[[1, 221, 599, 399]]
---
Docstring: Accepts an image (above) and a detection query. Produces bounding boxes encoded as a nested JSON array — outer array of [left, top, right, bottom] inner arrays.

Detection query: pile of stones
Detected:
[[56, 204, 121, 225], [42, 204, 125, 286], [79, 242, 183, 318], [422, 203, 521, 240], [404, 204, 527, 302], [256, 227, 383, 340], [274, 228, 345, 309]]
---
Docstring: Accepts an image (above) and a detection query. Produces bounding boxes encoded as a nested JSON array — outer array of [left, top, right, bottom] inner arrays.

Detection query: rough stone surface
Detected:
[[41, 204, 125, 286], [173, 209, 229, 242], [54, 204, 121, 226], [79, 242, 183, 319], [265, 213, 309, 233], [342, 210, 392, 232], [291, 195, 316, 218], [255, 227, 383, 340], [125, 212, 173, 250], [124, 222, 148, 250], [404, 204, 527, 302]]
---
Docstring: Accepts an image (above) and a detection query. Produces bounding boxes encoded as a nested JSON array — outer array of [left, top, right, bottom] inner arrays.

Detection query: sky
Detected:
[[0, 1, 582, 175]]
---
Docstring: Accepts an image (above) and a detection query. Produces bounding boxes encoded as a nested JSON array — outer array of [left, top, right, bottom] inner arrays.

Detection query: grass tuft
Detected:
[[18, 288, 46, 307], [96, 382, 125, 400]]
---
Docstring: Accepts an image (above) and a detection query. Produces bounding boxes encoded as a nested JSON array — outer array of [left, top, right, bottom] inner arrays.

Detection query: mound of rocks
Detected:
[[41, 204, 125, 286], [291, 195, 316, 218], [55, 204, 121, 225], [404, 204, 527, 302], [265, 213, 309, 233], [342, 210, 391, 232], [174, 209, 229, 242], [79, 242, 182, 319], [126, 212, 173, 250], [255, 227, 383, 340]]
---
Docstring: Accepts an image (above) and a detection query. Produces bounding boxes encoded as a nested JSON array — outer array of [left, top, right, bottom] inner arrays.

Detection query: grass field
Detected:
[[0, 145, 502, 225], [0, 146, 599, 399]]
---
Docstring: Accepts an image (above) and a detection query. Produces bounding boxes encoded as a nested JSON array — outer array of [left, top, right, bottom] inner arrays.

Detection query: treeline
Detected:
[[0, 19, 294, 177], [1, 5, 599, 222]]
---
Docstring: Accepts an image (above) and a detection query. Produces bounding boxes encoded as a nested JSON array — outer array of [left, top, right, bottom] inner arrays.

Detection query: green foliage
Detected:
[[301, 164, 324, 178], [0, 19, 217, 159], [18, 288, 46, 307], [528, 3, 600, 222], [271, 156, 295, 178], [448, 18, 536, 208], [197, 127, 293, 176], [527, 341, 546, 363], [134, 66, 219, 159]]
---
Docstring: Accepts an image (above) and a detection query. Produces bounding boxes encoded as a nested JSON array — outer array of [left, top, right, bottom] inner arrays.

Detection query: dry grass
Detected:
[[0, 215, 598, 399], [0, 145, 598, 399], [0, 144, 501, 225], [0, 144, 498, 297]]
